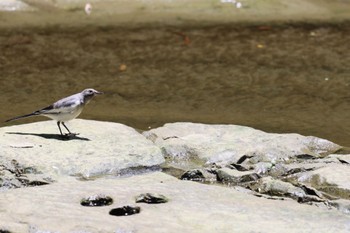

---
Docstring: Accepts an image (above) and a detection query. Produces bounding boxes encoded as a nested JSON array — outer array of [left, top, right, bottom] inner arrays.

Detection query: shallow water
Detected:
[[0, 22, 349, 146]]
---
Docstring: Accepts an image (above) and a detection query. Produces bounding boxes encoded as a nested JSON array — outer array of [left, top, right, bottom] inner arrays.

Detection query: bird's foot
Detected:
[[60, 133, 80, 139]]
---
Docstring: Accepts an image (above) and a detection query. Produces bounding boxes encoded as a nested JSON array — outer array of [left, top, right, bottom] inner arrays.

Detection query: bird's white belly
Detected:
[[43, 105, 84, 122]]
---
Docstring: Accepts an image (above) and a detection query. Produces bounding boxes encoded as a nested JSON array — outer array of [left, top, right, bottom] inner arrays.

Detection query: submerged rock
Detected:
[[143, 123, 341, 166], [0, 120, 164, 180]]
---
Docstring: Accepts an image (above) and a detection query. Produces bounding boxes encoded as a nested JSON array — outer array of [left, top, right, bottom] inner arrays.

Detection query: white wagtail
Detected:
[[5, 88, 103, 137]]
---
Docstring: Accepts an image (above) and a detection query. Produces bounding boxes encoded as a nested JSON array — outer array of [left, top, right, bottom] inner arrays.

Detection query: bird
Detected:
[[5, 88, 103, 137]]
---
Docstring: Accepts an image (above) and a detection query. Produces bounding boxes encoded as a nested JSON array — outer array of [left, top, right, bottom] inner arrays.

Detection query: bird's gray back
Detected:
[[53, 93, 84, 109]]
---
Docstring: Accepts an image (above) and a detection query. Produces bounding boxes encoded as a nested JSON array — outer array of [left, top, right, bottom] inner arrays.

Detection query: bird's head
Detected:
[[82, 88, 103, 96], [82, 88, 103, 103]]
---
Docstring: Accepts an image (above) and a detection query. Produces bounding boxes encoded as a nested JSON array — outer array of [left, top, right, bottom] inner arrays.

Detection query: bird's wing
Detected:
[[38, 94, 83, 115]]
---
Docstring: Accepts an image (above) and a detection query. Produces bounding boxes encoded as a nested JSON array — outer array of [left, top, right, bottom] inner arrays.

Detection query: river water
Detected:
[[0, 22, 349, 146]]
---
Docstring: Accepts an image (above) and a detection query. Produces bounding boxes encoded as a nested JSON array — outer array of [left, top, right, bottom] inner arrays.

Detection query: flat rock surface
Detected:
[[0, 119, 164, 179], [144, 122, 341, 166], [298, 164, 350, 191], [1, 172, 349, 233]]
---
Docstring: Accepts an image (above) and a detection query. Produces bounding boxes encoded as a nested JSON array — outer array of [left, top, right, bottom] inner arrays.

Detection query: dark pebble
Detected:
[[135, 193, 168, 204], [180, 169, 204, 181], [81, 194, 113, 207], [109, 206, 141, 216], [0, 230, 12, 233]]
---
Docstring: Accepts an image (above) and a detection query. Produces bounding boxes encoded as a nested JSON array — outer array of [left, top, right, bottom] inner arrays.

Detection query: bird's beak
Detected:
[[95, 91, 103, 95]]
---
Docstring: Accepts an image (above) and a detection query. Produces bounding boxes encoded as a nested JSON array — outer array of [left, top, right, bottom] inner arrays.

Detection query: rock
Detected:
[[254, 162, 274, 175], [250, 176, 324, 203], [109, 206, 141, 216], [0, 172, 349, 233], [135, 193, 168, 204], [180, 169, 216, 182], [216, 167, 260, 185], [180, 169, 205, 181], [0, 229, 12, 233], [81, 194, 113, 207], [328, 154, 350, 164], [329, 199, 350, 214], [0, 0, 33, 11], [228, 163, 251, 171], [297, 164, 350, 199], [0, 120, 164, 180], [143, 123, 341, 166], [0, 159, 52, 189]]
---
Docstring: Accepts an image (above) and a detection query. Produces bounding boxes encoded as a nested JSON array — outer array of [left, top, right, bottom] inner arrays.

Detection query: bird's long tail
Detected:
[[5, 112, 40, 122]]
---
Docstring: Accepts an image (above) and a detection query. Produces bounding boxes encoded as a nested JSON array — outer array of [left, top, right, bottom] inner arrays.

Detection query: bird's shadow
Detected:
[[6, 132, 90, 141]]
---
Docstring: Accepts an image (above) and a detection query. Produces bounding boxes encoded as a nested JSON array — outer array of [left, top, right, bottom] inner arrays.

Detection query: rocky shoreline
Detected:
[[1, 120, 349, 232]]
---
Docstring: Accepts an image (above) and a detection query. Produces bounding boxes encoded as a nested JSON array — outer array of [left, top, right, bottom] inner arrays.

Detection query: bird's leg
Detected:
[[62, 122, 79, 136], [57, 121, 63, 136]]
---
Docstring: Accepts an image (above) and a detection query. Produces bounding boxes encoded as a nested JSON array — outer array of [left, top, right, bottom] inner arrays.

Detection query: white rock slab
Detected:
[[0, 172, 349, 233], [144, 122, 341, 165], [0, 0, 33, 11], [0, 120, 164, 179], [298, 164, 350, 191]]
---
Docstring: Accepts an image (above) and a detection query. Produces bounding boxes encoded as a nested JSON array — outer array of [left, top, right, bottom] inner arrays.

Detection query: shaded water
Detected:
[[0, 22, 349, 146]]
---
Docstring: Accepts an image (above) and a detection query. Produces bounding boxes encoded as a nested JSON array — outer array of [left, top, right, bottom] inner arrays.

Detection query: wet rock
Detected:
[[180, 169, 216, 182], [216, 168, 260, 185], [81, 194, 113, 207], [135, 193, 168, 204], [143, 123, 341, 166], [180, 169, 204, 181], [0, 120, 164, 180], [109, 206, 141, 216]]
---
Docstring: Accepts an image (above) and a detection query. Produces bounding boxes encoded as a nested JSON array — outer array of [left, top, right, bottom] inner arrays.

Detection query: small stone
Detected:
[[180, 169, 205, 181], [109, 206, 140, 216], [0, 229, 12, 233], [119, 64, 127, 72], [81, 194, 113, 207], [135, 193, 168, 204], [216, 168, 260, 185]]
